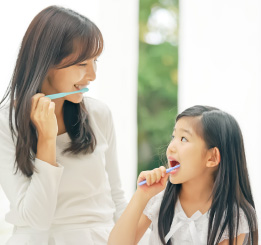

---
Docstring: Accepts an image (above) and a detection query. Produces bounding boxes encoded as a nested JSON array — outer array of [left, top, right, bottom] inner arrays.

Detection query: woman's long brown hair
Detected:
[[0, 6, 103, 177]]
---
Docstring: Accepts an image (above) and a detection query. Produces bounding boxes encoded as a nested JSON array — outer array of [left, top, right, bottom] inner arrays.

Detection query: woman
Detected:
[[0, 5, 126, 245]]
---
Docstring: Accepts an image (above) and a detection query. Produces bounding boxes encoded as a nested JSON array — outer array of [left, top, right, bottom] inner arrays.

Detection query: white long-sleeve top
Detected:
[[0, 97, 127, 245]]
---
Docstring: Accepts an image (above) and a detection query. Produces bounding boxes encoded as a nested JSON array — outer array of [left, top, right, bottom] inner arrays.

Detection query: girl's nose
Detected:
[[168, 139, 177, 153]]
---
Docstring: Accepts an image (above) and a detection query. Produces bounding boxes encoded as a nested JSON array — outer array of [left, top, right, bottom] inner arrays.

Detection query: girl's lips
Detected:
[[168, 157, 180, 174], [169, 168, 179, 175]]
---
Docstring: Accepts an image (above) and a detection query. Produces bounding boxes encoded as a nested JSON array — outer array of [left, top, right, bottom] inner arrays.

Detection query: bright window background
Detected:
[[179, 0, 261, 236]]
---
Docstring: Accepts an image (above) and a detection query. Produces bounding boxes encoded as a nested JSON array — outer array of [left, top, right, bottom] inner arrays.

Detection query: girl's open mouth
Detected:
[[170, 160, 180, 168], [169, 159, 180, 174]]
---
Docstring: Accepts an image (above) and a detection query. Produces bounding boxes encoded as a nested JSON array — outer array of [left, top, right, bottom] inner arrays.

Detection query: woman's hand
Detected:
[[30, 94, 58, 140], [137, 166, 170, 199]]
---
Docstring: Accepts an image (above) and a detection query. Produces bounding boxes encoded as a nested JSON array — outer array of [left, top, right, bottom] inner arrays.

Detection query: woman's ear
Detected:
[[206, 147, 220, 168]]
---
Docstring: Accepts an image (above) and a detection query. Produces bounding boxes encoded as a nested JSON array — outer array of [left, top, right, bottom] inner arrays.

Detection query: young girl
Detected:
[[0, 5, 126, 245], [109, 105, 258, 245]]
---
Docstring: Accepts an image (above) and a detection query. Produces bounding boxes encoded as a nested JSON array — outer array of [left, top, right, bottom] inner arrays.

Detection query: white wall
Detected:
[[179, 0, 261, 235], [0, 0, 138, 243]]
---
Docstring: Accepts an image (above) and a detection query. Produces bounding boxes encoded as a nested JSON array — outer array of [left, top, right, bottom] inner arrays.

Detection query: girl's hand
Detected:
[[137, 166, 169, 199], [30, 94, 58, 140]]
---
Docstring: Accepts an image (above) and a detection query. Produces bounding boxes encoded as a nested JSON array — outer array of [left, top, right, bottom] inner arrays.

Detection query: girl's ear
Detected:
[[206, 147, 220, 168]]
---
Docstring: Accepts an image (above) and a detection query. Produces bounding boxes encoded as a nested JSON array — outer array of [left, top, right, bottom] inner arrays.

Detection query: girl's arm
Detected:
[[108, 166, 170, 245], [108, 189, 151, 245]]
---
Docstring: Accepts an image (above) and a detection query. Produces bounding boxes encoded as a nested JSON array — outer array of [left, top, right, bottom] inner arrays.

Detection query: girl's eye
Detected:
[[171, 135, 174, 141], [79, 63, 87, 67], [181, 137, 188, 142], [94, 59, 98, 62]]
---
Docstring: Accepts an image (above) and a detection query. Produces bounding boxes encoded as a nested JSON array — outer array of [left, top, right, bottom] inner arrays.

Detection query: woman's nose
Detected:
[[86, 59, 96, 81]]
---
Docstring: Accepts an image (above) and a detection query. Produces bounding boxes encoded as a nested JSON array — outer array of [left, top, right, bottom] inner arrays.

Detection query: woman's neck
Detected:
[[54, 99, 67, 135]]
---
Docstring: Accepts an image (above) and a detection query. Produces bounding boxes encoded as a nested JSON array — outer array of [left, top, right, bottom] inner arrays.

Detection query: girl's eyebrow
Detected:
[[173, 127, 193, 136]]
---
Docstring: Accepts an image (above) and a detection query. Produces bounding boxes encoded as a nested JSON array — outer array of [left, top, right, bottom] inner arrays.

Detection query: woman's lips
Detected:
[[74, 84, 89, 90]]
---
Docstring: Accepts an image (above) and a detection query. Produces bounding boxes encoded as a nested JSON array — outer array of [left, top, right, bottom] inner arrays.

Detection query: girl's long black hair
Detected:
[[0, 6, 103, 177], [158, 105, 258, 244]]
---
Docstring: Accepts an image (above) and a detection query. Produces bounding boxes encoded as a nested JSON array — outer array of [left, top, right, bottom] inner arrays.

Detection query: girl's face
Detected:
[[41, 56, 97, 104], [166, 116, 212, 184]]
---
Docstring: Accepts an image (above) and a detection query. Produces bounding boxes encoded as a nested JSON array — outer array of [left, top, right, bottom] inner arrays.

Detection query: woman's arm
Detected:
[[31, 94, 58, 166], [0, 95, 63, 230], [103, 107, 127, 221]]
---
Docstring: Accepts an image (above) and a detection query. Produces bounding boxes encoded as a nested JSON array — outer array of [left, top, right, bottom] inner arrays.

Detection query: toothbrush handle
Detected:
[[138, 165, 180, 186], [45, 93, 67, 99], [138, 180, 147, 186], [45, 88, 89, 100]]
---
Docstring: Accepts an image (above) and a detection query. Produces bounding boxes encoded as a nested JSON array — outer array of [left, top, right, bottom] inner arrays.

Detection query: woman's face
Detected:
[[166, 116, 212, 184], [41, 56, 97, 104]]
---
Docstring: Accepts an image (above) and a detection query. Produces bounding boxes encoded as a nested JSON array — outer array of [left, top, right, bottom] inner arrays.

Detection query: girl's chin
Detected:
[[169, 176, 182, 185]]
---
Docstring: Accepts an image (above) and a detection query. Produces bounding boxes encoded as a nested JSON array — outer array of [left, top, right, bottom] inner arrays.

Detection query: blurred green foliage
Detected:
[[138, 0, 179, 174]]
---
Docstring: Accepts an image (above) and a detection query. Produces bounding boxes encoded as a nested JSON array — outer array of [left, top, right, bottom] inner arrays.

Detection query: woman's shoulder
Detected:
[[0, 103, 11, 130], [0, 102, 9, 115], [83, 97, 112, 120]]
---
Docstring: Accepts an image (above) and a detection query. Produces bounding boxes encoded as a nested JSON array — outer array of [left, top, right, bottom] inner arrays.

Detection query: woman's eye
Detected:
[[79, 63, 87, 66], [171, 135, 174, 141], [181, 137, 188, 142]]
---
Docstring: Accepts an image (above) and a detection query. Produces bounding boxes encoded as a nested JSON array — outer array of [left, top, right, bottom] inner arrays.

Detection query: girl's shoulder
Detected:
[[143, 190, 165, 221], [220, 205, 255, 242]]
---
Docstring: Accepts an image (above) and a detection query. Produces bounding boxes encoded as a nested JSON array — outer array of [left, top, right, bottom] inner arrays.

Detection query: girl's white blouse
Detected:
[[0, 97, 127, 245], [143, 191, 250, 245]]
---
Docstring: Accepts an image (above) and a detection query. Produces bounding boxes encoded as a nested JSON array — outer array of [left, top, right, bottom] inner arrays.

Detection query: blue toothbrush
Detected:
[[45, 87, 89, 100], [138, 164, 180, 186]]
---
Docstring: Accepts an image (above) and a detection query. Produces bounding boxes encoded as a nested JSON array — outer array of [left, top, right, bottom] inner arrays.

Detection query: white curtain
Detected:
[[0, 0, 138, 243], [179, 0, 261, 234]]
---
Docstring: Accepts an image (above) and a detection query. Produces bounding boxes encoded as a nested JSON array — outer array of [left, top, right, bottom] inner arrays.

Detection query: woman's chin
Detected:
[[66, 94, 83, 104]]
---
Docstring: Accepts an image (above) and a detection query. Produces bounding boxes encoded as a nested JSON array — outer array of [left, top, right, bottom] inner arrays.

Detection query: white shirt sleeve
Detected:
[[219, 207, 251, 243], [143, 191, 164, 222], [0, 109, 64, 230], [103, 108, 127, 222]]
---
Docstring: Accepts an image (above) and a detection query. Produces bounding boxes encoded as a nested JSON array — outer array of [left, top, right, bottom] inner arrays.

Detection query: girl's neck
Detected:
[[179, 174, 214, 217]]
